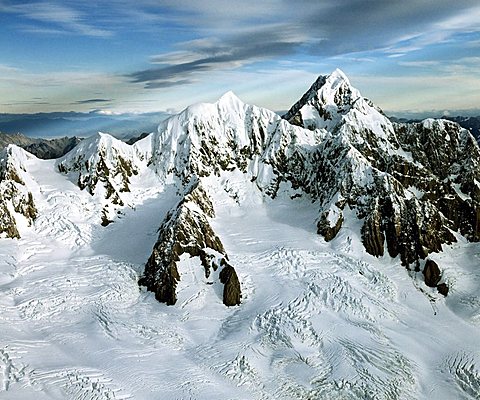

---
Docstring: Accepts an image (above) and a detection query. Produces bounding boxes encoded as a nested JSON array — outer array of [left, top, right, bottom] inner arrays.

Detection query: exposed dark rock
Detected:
[[126, 132, 150, 145], [423, 260, 442, 287], [144, 253, 180, 305], [100, 209, 113, 227], [0, 200, 20, 238], [361, 199, 384, 257], [282, 75, 329, 126], [219, 260, 241, 306], [140, 179, 241, 306], [317, 211, 344, 242], [380, 196, 455, 267], [437, 283, 449, 296]]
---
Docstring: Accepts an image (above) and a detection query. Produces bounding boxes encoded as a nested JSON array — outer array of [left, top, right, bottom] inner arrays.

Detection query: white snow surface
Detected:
[[1, 147, 480, 399]]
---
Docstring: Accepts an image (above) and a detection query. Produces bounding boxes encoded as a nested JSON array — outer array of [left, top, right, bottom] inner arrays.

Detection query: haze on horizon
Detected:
[[0, 0, 479, 118]]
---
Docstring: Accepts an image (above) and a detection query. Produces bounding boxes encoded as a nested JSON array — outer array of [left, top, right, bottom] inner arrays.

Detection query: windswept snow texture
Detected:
[[1, 80, 480, 399]]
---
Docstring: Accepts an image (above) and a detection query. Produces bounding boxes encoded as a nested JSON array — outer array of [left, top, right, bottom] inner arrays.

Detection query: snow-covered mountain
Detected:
[[1, 70, 480, 399], [283, 69, 480, 286], [134, 68, 479, 301], [0, 145, 37, 238], [56, 132, 145, 225]]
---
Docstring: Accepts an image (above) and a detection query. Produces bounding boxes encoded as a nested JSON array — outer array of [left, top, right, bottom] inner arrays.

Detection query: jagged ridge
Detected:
[[4, 69, 479, 302]]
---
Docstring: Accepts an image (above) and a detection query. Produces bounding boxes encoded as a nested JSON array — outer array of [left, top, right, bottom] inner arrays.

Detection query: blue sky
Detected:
[[0, 0, 479, 117]]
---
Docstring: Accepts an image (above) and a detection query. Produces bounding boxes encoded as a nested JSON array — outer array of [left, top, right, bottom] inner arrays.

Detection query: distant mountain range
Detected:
[[0, 133, 82, 159], [0, 110, 172, 158], [0, 110, 170, 139]]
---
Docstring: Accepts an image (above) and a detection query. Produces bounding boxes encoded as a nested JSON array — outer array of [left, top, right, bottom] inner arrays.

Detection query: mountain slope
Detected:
[[56, 132, 145, 225], [134, 90, 317, 191], [135, 71, 480, 305]]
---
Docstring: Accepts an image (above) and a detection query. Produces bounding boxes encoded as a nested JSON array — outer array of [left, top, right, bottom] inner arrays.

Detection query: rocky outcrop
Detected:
[[317, 208, 344, 242], [361, 192, 456, 267], [0, 200, 20, 238], [423, 259, 449, 296], [423, 259, 442, 287], [219, 259, 241, 306], [140, 179, 241, 306], [0, 145, 37, 238], [437, 283, 449, 296]]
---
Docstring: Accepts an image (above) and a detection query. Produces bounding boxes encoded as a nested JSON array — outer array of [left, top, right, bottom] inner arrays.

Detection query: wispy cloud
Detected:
[[74, 98, 113, 104], [398, 61, 441, 68], [1, 1, 479, 114], [3, 2, 112, 37], [128, 26, 304, 88], [125, 0, 480, 89]]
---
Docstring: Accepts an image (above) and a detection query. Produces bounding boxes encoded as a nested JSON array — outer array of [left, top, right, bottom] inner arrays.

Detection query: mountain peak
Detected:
[[328, 67, 349, 82], [216, 90, 245, 110], [218, 90, 239, 101], [323, 68, 351, 93], [308, 68, 350, 94], [283, 69, 363, 130]]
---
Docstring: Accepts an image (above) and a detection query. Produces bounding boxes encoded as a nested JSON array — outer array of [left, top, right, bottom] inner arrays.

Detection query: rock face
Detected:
[[140, 179, 241, 306], [0, 145, 37, 238], [437, 283, 449, 296], [423, 259, 449, 295]]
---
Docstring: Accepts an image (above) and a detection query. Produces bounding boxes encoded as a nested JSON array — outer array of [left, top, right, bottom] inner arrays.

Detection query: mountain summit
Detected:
[[283, 68, 363, 130]]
